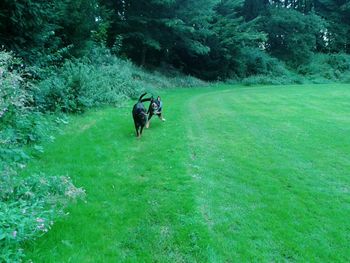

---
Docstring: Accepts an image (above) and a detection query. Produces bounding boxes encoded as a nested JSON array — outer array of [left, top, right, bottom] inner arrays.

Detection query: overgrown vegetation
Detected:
[[0, 51, 85, 261], [0, 51, 49, 167], [35, 48, 204, 113], [0, 169, 85, 262], [298, 53, 350, 83]]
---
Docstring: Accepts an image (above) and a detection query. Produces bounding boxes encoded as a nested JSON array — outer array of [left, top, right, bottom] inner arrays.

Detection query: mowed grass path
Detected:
[[24, 85, 350, 262]]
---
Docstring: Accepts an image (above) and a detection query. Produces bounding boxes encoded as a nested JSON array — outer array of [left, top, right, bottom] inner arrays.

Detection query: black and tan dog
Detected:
[[146, 96, 166, 128], [132, 92, 151, 137]]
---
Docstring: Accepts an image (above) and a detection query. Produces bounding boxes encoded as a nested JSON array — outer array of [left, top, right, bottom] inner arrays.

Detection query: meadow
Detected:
[[23, 84, 350, 262]]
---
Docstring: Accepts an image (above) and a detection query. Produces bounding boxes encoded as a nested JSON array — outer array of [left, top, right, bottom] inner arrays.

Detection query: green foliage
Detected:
[[239, 52, 350, 85], [298, 53, 350, 83], [241, 73, 304, 85], [103, 0, 215, 66], [35, 47, 204, 113], [236, 47, 287, 77], [0, 0, 110, 66], [243, 0, 269, 21], [0, 51, 55, 167], [180, 0, 268, 80], [0, 51, 85, 261], [0, 0, 59, 63], [0, 168, 85, 262], [263, 8, 326, 66], [237, 47, 306, 84], [1, 0, 350, 80], [0, 51, 34, 126], [313, 0, 350, 53]]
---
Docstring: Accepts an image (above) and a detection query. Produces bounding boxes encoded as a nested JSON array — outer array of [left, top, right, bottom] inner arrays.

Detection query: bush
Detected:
[[228, 48, 305, 85], [0, 168, 85, 262], [229, 51, 350, 85], [0, 51, 59, 168], [238, 47, 291, 78], [298, 53, 350, 83], [1, 50, 85, 261], [35, 47, 205, 113], [0, 51, 34, 130]]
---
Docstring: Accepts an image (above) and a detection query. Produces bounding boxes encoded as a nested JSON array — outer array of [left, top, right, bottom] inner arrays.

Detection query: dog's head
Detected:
[[150, 97, 159, 112]]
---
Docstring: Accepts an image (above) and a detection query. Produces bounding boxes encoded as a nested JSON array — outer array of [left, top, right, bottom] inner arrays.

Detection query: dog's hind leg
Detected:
[[140, 125, 144, 136], [134, 123, 140, 137]]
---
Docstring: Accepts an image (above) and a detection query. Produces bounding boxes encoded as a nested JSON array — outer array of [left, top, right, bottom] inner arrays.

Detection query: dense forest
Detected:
[[1, 0, 350, 81]]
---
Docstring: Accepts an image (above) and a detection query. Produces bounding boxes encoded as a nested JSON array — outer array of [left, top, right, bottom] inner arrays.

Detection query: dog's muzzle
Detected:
[[152, 103, 158, 112]]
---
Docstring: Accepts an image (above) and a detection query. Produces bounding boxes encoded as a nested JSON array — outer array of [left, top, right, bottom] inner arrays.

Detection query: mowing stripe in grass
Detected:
[[24, 91, 214, 262], [24, 84, 350, 262]]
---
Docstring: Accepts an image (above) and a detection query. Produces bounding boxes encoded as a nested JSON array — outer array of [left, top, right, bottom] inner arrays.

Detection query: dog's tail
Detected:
[[138, 92, 152, 103], [138, 92, 147, 102]]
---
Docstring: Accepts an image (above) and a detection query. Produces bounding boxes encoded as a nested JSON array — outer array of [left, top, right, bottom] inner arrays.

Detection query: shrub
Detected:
[[0, 51, 58, 168], [35, 47, 205, 113], [229, 48, 305, 85], [1, 50, 84, 262], [238, 47, 291, 78], [0, 51, 34, 129], [298, 53, 350, 83], [0, 168, 85, 262], [230, 51, 350, 85]]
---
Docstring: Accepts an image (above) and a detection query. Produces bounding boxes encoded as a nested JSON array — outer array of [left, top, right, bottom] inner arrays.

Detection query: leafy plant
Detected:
[[0, 50, 84, 262], [35, 47, 205, 113], [0, 51, 56, 168], [0, 168, 85, 262], [298, 53, 350, 83]]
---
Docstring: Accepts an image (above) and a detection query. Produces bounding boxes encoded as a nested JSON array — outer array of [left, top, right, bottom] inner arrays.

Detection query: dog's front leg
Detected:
[[146, 114, 153, 128]]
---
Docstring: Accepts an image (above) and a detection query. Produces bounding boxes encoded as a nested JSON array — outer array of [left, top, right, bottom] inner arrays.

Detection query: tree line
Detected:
[[1, 0, 349, 80]]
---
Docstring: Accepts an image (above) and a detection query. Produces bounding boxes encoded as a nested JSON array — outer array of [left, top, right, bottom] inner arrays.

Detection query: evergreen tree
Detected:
[[101, 0, 215, 66], [313, 0, 350, 52], [0, 0, 61, 63], [183, 0, 266, 79], [263, 7, 326, 65]]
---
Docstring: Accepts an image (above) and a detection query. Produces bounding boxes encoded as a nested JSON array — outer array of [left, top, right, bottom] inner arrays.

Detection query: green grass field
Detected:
[[24, 84, 350, 262]]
